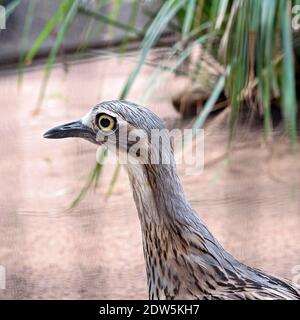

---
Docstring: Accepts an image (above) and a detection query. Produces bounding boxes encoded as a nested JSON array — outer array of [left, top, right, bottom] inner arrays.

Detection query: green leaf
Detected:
[[182, 0, 196, 37], [215, 0, 229, 29], [120, 0, 188, 100], [5, 0, 21, 17], [77, 5, 143, 37], [120, 0, 140, 53], [142, 32, 210, 103], [192, 69, 228, 135], [18, 0, 37, 86], [25, 0, 74, 65], [70, 148, 107, 209], [106, 163, 121, 197], [280, 0, 298, 151], [35, 0, 79, 109], [256, 0, 276, 140], [107, 0, 122, 35]]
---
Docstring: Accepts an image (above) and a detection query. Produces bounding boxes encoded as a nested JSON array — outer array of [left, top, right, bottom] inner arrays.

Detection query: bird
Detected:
[[44, 100, 300, 300]]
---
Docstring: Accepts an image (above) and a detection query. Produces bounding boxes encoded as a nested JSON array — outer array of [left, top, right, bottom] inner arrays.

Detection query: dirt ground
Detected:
[[0, 54, 299, 299]]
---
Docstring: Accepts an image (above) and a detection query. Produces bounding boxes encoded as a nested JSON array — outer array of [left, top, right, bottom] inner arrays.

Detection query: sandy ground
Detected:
[[0, 54, 299, 299]]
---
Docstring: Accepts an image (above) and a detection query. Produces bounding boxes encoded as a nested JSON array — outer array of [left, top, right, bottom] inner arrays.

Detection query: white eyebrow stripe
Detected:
[[81, 112, 92, 126], [98, 109, 118, 118]]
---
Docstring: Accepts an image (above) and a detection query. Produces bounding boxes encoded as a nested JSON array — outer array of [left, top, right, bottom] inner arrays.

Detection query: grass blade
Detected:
[[215, 0, 229, 29], [120, 0, 140, 53], [70, 148, 107, 209], [280, 0, 298, 151], [77, 5, 143, 37], [142, 33, 210, 103], [18, 0, 37, 86], [34, 0, 79, 111], [182, 0, 196, 37], [192, 69, 228, 134], [25, 0, 74, 65], [5, 0, 21, 17], [106, 163, 121, 197], [120, 0, 188, 99]]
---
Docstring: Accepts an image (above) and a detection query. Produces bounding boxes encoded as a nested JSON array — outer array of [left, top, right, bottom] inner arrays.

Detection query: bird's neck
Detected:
[[125, 162, 188, 225], [125, 162, 228, 299]]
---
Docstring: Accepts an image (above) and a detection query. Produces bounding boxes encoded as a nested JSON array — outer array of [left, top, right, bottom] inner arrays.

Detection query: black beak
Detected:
[[43, 120, 95, 141]]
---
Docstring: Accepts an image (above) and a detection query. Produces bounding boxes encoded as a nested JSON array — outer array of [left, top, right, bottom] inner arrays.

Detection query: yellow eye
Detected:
[[97, 114, 116, 132]]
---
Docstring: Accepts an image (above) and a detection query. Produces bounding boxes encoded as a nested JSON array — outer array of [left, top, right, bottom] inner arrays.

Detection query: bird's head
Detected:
[[43, 100, 172, 164]]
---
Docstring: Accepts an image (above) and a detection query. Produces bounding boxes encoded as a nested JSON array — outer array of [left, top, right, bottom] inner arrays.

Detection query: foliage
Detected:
[[16, 0, 300, 202]]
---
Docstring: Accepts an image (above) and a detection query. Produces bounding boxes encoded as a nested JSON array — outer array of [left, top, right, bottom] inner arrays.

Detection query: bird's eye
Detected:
[[97, 114, 116, 132]]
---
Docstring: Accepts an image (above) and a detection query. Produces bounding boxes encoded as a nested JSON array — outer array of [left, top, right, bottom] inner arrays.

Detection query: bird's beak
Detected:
[[43, 120, 95, 141]]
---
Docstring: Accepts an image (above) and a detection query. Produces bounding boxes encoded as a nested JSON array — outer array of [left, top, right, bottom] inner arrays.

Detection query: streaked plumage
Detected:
[[44, 100, 300, 300]]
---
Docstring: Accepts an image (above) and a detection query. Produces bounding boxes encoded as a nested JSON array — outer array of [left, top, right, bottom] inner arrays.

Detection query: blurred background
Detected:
[[0, 0, 299, 299]]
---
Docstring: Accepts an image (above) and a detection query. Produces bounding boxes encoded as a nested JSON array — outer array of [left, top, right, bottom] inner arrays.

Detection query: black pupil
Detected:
[[100, 118, 111, 128]]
